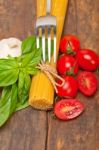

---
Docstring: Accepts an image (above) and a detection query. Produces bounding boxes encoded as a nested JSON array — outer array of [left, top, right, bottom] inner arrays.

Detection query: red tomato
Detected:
[[54, 99, 84, 120], [57, 55, 78, 75], [57, 76, 78, 98], [76, 49, 98, 71], [77, 71, 98, 96], [60, 35, 80, 55]]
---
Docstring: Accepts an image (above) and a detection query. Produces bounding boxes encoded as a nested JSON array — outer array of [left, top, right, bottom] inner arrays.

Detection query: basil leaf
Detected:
[[0, 69, 19, 87], [21, 73, 31, 104], [26, 67, 39, 75], [9, 83, 18, 114], [18, 71, 31, 105], [27, 48, 42, 66], [0, 87, 11, 107], [21, 36, 36, 54], [0, 83, 18, 127], [21, 93, 28, 105], [0, 59, 19, 86], [16, 73, 30, 111], [15, 101, 29, 111], [24, 73, 31, 92], [21, 48, 41, 67], [0, 96, 11, 127], [0, 59, 18, 70], [21, 52, 35, 67], [18, 71, 25, 101]]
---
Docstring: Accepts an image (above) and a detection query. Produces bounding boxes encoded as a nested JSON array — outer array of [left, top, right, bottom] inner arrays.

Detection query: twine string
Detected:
[[36, 61, 65, 93]]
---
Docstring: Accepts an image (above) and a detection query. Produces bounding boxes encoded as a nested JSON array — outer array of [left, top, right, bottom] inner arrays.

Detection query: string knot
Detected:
[[36, 61, 65, 93]]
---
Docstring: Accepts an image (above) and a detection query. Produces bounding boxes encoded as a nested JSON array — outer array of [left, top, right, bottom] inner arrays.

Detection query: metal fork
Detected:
[[35, 0, 56, 62]]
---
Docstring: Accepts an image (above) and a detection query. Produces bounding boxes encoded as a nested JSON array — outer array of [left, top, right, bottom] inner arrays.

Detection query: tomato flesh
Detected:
[[59, 35, 80, 55], [54, 99, 84, 120], [77, 71, 98, 96], [76, 49, 98, 71], [57, 76, 78, 98], [57, 54, 78, 75]]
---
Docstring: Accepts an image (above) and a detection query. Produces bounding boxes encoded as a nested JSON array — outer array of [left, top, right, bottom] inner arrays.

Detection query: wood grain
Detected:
[[47, 0, 99, 150], [0, 108, 47, 150], [0, 0, 99, 150], [0, 1, 47, 150]]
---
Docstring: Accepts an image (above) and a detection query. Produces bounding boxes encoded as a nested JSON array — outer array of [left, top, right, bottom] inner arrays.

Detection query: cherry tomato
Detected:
[[60, 35, 80, 55], [54, 99, 84, 120], [76, 49, 98, 71], [57, 54, 78, 75], [57, 76, 78, 98], [77, 71, 98, 96]]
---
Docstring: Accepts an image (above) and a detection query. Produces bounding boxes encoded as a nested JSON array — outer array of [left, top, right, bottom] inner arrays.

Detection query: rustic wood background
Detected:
[[0, 0, 99, 150]]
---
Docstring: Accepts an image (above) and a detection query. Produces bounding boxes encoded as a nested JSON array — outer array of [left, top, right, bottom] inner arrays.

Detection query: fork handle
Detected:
[[46, 0, 51, 14]]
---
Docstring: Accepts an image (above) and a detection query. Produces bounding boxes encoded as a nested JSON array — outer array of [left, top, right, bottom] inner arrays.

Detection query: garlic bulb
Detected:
[[0, 38, 22, 58]]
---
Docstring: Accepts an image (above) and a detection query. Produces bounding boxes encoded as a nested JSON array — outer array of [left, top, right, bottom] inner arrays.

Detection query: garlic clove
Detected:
[[7, 38, 22, 48], [0, 38, 22, 58], [0, 40, 9, 58], [7, 38, 22, 57]]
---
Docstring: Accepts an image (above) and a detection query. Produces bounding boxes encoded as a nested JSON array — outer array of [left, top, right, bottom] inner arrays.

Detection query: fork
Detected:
[[35, 0, 57, 62]]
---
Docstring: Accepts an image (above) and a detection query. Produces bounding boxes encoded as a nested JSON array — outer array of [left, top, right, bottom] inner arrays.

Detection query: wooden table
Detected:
[[0, 0, 99, 150]]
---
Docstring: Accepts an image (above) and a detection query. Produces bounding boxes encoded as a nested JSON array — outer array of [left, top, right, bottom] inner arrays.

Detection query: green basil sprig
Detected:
[[0, 36, 42, 127]]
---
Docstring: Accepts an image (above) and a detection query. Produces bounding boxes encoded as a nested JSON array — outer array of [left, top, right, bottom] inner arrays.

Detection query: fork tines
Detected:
[[36, 16, 56, 63]]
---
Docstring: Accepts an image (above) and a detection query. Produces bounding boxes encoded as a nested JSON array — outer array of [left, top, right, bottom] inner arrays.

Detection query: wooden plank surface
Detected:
[[0, 0, 99, 150], [47, 0, 99, 150], [0, 1, 47, 150]]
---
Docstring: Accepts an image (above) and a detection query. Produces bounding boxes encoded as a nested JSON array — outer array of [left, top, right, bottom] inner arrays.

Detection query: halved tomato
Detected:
[[54, 99, 84, 120], [77, 71, 98, 96]]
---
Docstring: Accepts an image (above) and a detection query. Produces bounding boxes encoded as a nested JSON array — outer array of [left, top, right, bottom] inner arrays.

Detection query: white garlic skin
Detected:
[[0, 37, 22, 58]]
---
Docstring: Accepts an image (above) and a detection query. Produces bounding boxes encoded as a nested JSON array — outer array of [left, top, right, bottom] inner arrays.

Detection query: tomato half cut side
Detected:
[[77, 71, 98, 96], [54, 99, 85, 120]]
